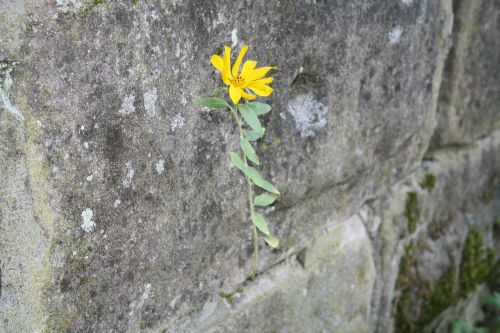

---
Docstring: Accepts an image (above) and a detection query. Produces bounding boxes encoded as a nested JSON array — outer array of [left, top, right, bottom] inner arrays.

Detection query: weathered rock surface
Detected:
[[0, 0, 498, 332], [364, 130, 500, 333], [162, 216, 375, 333], [431, 0, 500, 148]]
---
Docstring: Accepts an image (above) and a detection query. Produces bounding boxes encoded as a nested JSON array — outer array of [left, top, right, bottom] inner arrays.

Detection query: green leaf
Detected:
[[451, 319, 472, 333], [229, 152, 246, 171], [254, 193, 278, 206], [245, 167, 280, 194], [238, 104, 264, 133], [264, 235, 279, 248], [246, 129, 265, 142], [240, 138, 259, 165], [195, 97, 230, 109], [485, 292, 500, 310], [251, 213, 269, 235], [248, 102, 271, 116], [229, 152, 279, 195]]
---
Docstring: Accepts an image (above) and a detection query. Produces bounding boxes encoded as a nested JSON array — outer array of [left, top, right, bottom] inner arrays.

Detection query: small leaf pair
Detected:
[[251, 213, 279, 247], [239, 104, 265, 141]]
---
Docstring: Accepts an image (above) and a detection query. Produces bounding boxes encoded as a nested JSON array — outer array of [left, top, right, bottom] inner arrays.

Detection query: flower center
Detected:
[[231, 75, 245, 87]]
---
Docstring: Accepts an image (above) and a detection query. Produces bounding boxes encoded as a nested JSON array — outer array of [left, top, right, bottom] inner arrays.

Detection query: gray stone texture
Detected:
[[161, 216, 375, 333], [0, 0, 498, 332], [365, 130, 500, 333], [431, 0, 500, 148]]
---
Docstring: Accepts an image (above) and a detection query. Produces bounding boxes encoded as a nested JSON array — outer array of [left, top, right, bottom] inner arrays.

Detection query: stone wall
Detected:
[[0, 0, 498, 332]]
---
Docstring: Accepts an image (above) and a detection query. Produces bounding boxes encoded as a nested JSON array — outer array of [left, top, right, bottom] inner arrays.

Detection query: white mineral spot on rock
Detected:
[[170, 114, 185, 131], [122, 162, 135, 188], [81, 208, 95, 233], [83, 142, 89, 149], [144, 88, 158, 117], [401, 0, 413, 5], [388, 25, 404, 44], [287, 93, 328, 138], [86, 174, 93, 182], [155, 159, 165, 175], [118, 94, 135, 115], [113, 199, 121, 208], [231, 29, 238, 47]]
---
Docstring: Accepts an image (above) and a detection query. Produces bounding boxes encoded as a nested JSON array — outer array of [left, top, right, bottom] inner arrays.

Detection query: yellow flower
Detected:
[[211, 45, 275, 105]]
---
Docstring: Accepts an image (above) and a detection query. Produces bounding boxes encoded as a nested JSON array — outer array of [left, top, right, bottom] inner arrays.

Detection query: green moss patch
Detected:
[[459, 229, 496, 298], [419, 269, 458, 325], [394, 243, 417, 332], [218, 287, 244, 305], [393, 229, 496, 332], [420, 173, 436, 191], [80, 0, 107, 16], [405, 192, 419, 234]]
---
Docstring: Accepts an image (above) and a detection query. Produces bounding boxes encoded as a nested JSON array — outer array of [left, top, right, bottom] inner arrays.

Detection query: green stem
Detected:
[[230, 105, 258, 279]]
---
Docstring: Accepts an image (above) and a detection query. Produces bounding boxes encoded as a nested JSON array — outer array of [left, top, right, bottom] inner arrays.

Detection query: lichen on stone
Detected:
[[287, 93, 328, 138], [80, 208, 95, 232]]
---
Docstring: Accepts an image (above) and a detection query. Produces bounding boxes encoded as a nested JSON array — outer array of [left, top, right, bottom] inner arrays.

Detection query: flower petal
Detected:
[[211, 54, 223, 72], [232, 45, 248, 77], [252, 77, 273, 85], [229, 85, 242, 104], [247, 83, 273, 97], [246, 67, 276, 82], [222, 46, 232, 85], [241, 89, 256, 100], [240, 60, 257, 77]]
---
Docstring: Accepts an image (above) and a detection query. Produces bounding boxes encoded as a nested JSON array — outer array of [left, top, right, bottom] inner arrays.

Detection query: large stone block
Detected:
[[161, 216, 375, 333], [364, 130, 500, 333], [431, 0, 500, 148]]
